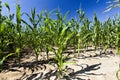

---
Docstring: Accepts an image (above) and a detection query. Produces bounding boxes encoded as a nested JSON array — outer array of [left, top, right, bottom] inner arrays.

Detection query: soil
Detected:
[[0, 48, 120, 80]]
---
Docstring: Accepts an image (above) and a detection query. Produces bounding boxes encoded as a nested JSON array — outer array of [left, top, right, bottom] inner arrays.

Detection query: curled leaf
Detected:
[[4, 2, 10, 12]]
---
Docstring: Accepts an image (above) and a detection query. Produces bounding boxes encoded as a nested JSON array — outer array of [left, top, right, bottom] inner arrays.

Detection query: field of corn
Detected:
[[0, 1, 120, 80]]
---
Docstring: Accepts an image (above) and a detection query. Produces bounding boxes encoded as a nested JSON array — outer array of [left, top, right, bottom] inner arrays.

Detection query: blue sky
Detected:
[[1, 0, 120, 22]]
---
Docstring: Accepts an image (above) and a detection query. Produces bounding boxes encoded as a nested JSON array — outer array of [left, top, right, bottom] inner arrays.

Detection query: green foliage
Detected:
[[16, 3, 22, 64], [76, 9, 85, 56], [44, 12, 75, 78], [4, 3, 10, 12], [0, 1, 120, 79], [90, 13, 102, 51], [116, 64, 120, 80], [115, 15, 120, 56]]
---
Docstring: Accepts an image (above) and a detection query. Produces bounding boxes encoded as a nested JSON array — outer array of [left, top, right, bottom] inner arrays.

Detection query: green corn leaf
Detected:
[[65, 31, 75, 43], [9, 14, 14, 20], [82, 33, 93, 41], [60, 27, 69, 37], [0, 53, 15, 65], [63, 11, 70, 22], [31, 8, 36, 20], [16, 4, 21, 32], [63, 62, 76, 66], [116, 65, 120, 80], [0, 23, 5, 33], [21, 19, 33, 30], [16, 47, 20, 54], [4, 2, 10, 12]]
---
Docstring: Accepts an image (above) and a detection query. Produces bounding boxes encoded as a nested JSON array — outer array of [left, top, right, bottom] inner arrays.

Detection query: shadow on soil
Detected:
[[17, 63, 102, 80], [13, 58, 55, 72], [1, 47, 113, 80], [1, 58, 55, 73], [64, 63, 102, 80]]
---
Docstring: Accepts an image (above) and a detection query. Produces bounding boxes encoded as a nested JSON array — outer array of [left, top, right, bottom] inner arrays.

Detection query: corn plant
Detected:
[[22, 8, 44, 61], [0, 1, 12, 60], [15, 2, 22, 64], [101, 18, 115, 52], [80, 18, 91, 52], [76, 9, 85, 57], [69, 18, 78, 54], [0, 1, 5, 58], [41, 10, 54, 60], [0, 1, 119, 78], [116, 64, 120, 80], [0, 1, 16, 70], [115, 15, 120, 55], [45, 11, 75, 79], [53, 26, 75, 79], [91, 14, 102, 53]]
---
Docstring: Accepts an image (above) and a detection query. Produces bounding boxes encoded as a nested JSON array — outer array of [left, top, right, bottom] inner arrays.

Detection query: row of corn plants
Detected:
[[0, 1, 120, 79]]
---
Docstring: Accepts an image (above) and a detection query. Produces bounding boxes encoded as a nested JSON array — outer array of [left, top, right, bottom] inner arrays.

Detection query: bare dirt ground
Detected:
[[0, 48, 120, 80]]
